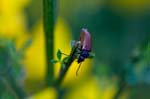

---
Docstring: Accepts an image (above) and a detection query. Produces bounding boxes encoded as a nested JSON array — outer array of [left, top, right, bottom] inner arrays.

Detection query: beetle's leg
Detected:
[[61, 52, 69, 56], [76, 63, 82, 76]]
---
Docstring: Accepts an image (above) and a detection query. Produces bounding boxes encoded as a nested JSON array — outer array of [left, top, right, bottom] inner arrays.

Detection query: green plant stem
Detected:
[[43, 0, 56, 86], [113, 76, 126, 99], [55, 57, 74, 87], [55, 48, 77, 87]]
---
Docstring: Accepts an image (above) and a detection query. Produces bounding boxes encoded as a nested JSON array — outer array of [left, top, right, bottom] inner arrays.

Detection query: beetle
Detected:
[[77, 28, 92, 63], [61, 28, 92, 75], [75, 28, 92, 75]]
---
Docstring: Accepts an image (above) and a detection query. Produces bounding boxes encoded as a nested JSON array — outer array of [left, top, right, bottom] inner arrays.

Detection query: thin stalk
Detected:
[[55, 56, 75, 87], [43, 0, 56, 86], [55, 47, 77, 87], [113, 76, 126, 99]]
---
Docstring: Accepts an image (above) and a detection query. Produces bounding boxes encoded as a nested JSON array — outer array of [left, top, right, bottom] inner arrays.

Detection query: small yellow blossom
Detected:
[[27, 88, 57, 99]]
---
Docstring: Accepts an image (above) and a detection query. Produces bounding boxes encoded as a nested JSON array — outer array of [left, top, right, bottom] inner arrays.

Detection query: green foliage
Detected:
[[57, 49, 62, 60], [1, 92, 16, 99], [62, 57, 69, 63], [51, 49, 63, 64], [20, 38, 32, 51], [0, 37, 31, 98]]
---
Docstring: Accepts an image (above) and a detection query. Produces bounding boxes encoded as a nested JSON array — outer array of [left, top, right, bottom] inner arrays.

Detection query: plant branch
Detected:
[[55, 48, 77, 87], [113, 76, 126, 99], [43, 0, 56, 86]]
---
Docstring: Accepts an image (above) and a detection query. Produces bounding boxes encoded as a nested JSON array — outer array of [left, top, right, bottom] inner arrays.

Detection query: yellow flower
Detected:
[[64, 77, 116, 99], [64, 78, 100, 99], [28, 88, 57, 99], [0, 0, 30, 38], [23, 21, 46, 81]]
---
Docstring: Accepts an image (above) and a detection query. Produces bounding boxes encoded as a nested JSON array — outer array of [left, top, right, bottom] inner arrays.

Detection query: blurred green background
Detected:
[[0, 0, 150, 99]]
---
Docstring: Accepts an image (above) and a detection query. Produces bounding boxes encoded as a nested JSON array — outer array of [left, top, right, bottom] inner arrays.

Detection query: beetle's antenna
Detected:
[[76, 63, 82, 76]]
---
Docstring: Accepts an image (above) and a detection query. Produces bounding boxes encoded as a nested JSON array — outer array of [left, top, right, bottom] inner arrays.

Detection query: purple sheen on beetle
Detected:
[[80, 28, 92, 51]]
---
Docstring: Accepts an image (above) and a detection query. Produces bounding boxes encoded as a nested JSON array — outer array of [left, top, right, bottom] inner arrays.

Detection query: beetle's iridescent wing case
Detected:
[[80, 28, 92, 51]]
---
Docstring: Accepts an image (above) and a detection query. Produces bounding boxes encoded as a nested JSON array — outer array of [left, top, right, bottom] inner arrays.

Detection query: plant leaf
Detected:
[[21, 39, 32, 51], [62, 57, 69, 63], [57, 49, 62, 60]]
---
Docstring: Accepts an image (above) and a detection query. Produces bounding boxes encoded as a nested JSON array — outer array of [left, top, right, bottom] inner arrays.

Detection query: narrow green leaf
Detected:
[[62, 57, 69, 63], [57, 49, 62, 60], [21, 39, 32, 51]]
